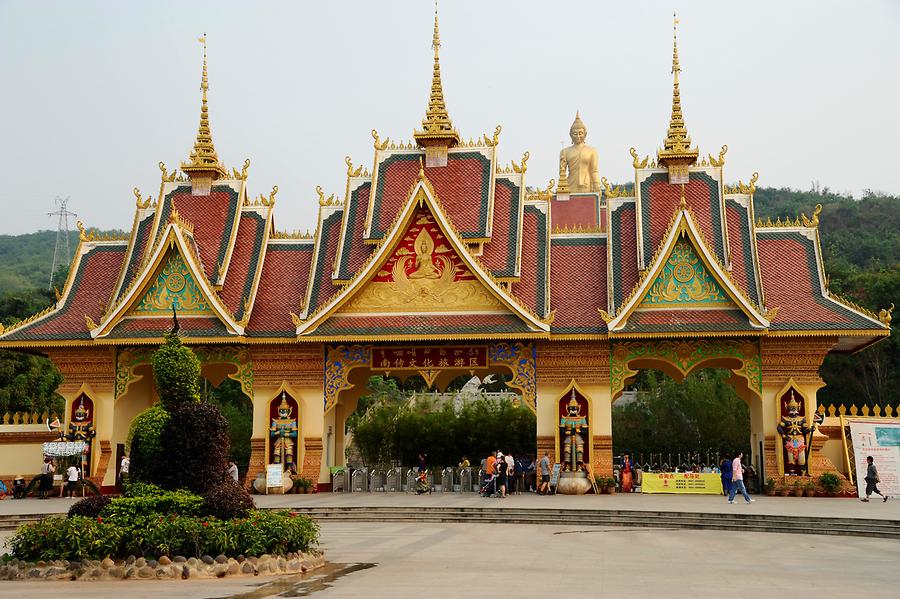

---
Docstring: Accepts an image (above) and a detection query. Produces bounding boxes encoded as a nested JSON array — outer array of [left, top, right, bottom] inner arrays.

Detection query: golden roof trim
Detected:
[[755, 203, 822, 229]]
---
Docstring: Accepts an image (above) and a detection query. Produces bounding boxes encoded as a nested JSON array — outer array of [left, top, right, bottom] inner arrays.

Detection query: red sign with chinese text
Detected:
[[370, 346, 488, 370]]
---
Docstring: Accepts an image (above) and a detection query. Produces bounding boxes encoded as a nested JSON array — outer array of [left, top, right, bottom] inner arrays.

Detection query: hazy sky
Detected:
[[1, 0, 898, 235]]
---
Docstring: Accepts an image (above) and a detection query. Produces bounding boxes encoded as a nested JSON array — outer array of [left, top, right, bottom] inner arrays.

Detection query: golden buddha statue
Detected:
[[408, 228, 440, 280], [558, 112, 600, 193]]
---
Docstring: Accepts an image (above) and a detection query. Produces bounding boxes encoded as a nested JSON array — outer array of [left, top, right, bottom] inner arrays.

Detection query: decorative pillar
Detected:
[[535, 341, 610, 474], [760, 337, 842, 478], [48, 348, 116, 487]]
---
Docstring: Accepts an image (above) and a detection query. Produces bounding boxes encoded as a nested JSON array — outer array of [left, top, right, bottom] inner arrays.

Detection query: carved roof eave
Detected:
[[606, 207, 769, 333], [296, 175, 549, 337], [91, 223, 244, 338], [214, 178, 249, 286]]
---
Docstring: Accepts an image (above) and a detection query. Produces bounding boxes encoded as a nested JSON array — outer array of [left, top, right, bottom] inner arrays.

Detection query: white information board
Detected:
[[848, 419, 900, 498], [266, 464, 284, 493]]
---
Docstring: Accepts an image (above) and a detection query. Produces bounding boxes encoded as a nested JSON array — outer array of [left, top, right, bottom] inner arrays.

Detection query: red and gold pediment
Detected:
[[340, 208, 505, 314], [297, 175, 548, 338]]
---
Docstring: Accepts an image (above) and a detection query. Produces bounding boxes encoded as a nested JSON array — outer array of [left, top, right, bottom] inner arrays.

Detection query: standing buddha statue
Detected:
[[558, 112, 601, 194]]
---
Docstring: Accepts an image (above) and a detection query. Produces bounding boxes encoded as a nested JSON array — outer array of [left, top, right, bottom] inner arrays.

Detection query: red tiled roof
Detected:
[[219, 211, 267, 319], [153, 184, 241, 281], [725, 200, 761, 305], [609, 202, 638, 310], [511, 205, 547, 316], [115, 213, 155, 298], [247, 241, 313, 336], [104, 316, 230, 339], [618, 308, 757, 333], [551, 194, 602, 230], [368, 152, 492, 240], [481, 177, 521, 277], [334, 182, 374, 281], [3, 244, 127, 340], [305, 211, 344, 315], [640, 172, 725, 265], [549, 236, 607, 335], [757, 232, 875, 330]]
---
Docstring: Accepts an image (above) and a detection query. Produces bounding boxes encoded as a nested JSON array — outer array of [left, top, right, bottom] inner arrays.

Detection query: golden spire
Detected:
[[414, 2, 460, 151], [657, 13, 698, 183], [181, 34, 227, 181]]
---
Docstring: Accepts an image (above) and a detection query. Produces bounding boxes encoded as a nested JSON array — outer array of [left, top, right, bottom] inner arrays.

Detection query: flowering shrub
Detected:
[[9, 510, 318, 561]]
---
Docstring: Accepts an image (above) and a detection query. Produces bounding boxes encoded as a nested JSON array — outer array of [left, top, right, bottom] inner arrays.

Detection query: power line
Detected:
[[48, 196, 76, 291]]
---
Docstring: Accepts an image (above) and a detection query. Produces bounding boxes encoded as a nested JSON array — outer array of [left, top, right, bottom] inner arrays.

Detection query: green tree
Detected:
[[0, 350, 64, 416]]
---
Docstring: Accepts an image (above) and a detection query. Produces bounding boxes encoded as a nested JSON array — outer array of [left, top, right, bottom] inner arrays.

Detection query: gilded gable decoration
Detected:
[[132, 252, 213, 315]]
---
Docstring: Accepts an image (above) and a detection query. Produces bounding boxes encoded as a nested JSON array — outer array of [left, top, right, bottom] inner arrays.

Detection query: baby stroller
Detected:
[[479, 474, 498, 497], [415, 471, 431, 495]]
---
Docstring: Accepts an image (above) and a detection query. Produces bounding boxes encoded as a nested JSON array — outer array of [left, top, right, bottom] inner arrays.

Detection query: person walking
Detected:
[[227, 460, 239, 482], [719, 456, 733, 497], [538, 451, 552, 495], [497, 451, 509, 498], [861, 456, 889, 502], [727, 451, 754, 504], [504, 451, 516, 494]]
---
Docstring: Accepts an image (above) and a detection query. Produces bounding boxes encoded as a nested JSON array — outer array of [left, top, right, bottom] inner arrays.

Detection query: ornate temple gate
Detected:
[[321, 342, 537, 469]]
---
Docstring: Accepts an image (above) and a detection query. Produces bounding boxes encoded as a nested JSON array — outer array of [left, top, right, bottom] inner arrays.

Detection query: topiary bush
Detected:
[[67, 494, 111, 519], [201, 478, 254, 520], [127, 405, 171, 483], [151, 333, 201, 409], [154, 402, 231, 495]]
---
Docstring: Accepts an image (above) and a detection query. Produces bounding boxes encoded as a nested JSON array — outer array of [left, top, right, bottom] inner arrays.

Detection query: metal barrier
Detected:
[[441, 467, 454, 492], [386, 467, 402, 492], [369, 469, 385, 492], [331, 469, 349, 492], [460, 467, 474, 492], [351, 467, 368, 492], [406, 469, 418, 493]]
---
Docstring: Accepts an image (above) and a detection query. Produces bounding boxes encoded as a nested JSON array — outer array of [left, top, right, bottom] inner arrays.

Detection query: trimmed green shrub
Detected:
[[151, 333, 201, 408], [201, 478, 254, 520], [127, 405, 170, 483], [155, 402, 231, 495], [67, 495, 111, 519], [9, 511, 318, 561], [101, 489, 204, 520]]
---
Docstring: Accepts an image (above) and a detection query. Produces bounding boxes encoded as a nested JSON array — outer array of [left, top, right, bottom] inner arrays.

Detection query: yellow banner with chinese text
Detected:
[[641, 472, 723, 494]]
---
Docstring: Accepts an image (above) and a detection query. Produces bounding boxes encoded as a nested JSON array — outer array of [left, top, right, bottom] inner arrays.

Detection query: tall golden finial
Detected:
[[414, 1, 460, 163], [181, 34, 227, 181], [657, 13, 698, 184]]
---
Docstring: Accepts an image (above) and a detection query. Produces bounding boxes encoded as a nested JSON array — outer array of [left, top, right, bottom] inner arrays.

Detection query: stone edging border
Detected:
[[0, 551, 325, 581]]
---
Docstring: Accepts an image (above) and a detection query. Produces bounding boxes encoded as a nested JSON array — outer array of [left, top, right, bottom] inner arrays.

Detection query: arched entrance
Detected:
[[609, 339, 765, 479], [324, 343, 537, 469]]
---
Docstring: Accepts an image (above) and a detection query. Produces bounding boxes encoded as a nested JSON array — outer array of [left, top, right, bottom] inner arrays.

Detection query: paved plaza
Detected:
[[2, 493, 899, 598], [4, 490, 898, 521]]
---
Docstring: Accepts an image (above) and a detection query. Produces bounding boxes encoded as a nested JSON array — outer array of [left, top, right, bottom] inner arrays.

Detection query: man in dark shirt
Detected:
[[862, 456, 889, 502]]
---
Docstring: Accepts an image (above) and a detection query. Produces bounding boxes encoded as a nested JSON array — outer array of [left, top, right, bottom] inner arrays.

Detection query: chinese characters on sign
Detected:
[[370, 346, 488, 371]]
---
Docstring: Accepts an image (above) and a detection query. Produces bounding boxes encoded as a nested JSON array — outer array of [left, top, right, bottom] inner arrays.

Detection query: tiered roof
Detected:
[[0, 16, 890, 353]]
